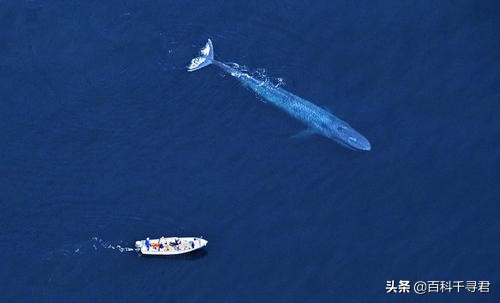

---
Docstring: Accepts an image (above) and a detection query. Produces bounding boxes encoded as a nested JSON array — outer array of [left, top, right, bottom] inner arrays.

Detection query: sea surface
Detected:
[[0, 1, 498, 302]]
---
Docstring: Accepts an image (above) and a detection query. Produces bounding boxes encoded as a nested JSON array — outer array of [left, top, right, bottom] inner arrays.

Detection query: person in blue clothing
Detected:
[[169, 238, 181, 250], [145, 237, 150, 251]]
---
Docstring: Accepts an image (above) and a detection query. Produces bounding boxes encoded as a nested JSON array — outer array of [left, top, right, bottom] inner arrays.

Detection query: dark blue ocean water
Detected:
[[1, 1, 498, 302]]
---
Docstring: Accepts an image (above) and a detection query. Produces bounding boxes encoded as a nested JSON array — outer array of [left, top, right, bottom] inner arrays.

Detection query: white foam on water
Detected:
[[248, 67, 287, 88]]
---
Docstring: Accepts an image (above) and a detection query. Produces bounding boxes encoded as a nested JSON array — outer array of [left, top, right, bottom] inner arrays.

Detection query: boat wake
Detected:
[[42, 237, 137, 260], [90, 237, 137, 253]]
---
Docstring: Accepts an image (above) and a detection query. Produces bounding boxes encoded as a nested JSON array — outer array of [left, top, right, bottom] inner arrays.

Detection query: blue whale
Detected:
[[188, 39, 371, 151]]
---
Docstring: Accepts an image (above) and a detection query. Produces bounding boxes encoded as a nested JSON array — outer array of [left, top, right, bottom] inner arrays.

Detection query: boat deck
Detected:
[[137, 237, 207, 255]]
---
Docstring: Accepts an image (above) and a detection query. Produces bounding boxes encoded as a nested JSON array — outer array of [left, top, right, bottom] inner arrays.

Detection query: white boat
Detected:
[[135, 237, 208, 255]]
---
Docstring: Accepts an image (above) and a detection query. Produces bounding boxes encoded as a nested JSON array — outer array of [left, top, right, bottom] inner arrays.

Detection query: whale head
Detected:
[[321, 120, 371, 151], [335, 124, 371, 151]]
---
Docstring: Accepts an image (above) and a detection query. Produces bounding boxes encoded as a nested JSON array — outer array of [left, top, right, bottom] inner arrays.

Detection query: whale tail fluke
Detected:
[[187, 39, 214, 72]]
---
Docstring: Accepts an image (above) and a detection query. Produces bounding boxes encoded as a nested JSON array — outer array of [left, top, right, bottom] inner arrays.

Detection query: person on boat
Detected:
[[145, 237, 150, 251], [169, 238, 181, 250]]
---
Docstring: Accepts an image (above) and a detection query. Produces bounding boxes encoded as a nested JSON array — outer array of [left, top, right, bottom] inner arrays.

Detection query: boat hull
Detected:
[[136, 237, 208, 256]]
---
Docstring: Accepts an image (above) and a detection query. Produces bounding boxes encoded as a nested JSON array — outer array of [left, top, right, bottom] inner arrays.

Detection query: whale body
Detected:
[[188, 39, 371, 151]]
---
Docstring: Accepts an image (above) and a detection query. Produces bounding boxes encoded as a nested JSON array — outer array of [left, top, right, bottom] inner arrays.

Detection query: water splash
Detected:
[[226, 63, 287, 103], [229, 63, 286, 88]]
